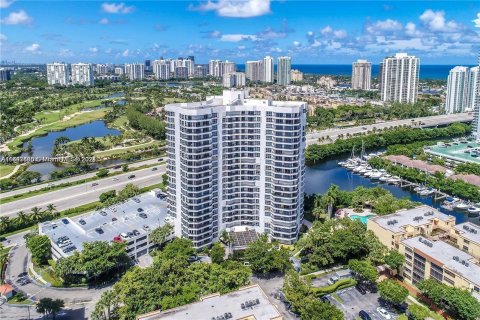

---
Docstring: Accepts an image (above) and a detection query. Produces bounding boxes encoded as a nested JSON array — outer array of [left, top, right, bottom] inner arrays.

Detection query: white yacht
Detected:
[[370, 171, 383, 180], [379, 174, 392, 182]]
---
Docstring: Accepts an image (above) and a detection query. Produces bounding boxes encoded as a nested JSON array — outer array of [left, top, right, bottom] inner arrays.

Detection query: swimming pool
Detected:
[[349, 214, 376, 224]]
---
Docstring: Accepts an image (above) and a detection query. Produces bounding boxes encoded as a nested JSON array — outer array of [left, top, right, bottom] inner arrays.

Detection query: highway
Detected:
[[0, 164, 166, 218], [306, 113, 473, 145]]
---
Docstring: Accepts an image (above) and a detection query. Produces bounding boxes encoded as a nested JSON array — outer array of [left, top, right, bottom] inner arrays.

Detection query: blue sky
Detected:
[[1, 0, 480, 64]]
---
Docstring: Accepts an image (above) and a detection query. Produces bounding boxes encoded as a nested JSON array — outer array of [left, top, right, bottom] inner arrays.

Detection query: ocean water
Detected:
[[236, 64, 476, 80]]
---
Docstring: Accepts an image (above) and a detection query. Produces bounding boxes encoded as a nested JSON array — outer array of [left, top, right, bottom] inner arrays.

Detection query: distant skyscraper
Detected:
[[114, 67, 124, 75], [0, 68, 12, 81], [224, 61, 236, 75], [194, 65, 208, 78], [95, 64, 109, 75], [174, 66, 188, 79], [47, 63, 69, 86], [71, 63, 94, 86], [165, 90, 307, 248], [144, 60, 152, 72], [379, 53, 419, 103], [473, 55, 480, 141], [467, 66, 479, 111], [263, 56, 274, 83], [125, 63, 145, 81], [222, 72, 245, 88], [352, 59, 371, 90], [209, 60, 224, 77], [153, 59, 171, 80], [290, 69, 303, 82], [277, 56, 291, 86], [445, 66, 470, 114], [245, 60, 263, 82]]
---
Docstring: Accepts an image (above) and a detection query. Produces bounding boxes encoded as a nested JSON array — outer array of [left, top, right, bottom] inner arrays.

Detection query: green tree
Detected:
[[348, 259, 379, 283], [301, 300, 344, 320], [30, 206, 43, 222], [157, 238, 195, 261], [377, 279, 409, 305], [407, 304, 430, 320], [26, 235, 51, 265], [210, 243, 225, 264], [384, 250, 405, 274], [36, 298, 64, 319], [244, 234, 290, 275], [149, 224, 173, 245], [99, 190, 117, 203], [122, 164, 128, 172], [282, 270, 312, 314], [96, 168, 109, 178], [46, 204, 58, 218]]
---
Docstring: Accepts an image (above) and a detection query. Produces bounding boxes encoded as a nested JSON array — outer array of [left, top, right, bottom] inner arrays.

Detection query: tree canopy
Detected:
[[348, 259, 379, 283], [26, 234, 51, 265], [377, 279, 409, 305], [244, 234, 291, 275]]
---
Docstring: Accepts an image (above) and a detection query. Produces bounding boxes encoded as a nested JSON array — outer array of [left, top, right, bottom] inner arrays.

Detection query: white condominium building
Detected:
[[95, 64, 109, 75], [352, 59, 371, 90], [47, 63, 69, 86], [223, 72, 245, 88], [153, 59, 172, 80], [446, 66, 470, 114], [290, 69, 303, 82], [114, 67, 124, 75], [71, 63, 94, 86], [209, 60, 224, 77], [473, 55, 480, 141], [165, 90, 307, 248], [245, 60, 264, 82], [467, 66, 479, 111], [125, 63, 145, 81], [379, 53, 419, 104], [277, 56, 291, 86], [263, 56, 274, 83], [224, 61, 236, 75]]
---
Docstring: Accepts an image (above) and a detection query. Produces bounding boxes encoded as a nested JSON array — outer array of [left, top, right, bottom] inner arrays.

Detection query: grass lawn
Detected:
[[0, 164, 16, 179], [162, 97, 187, 103], [94, 140, 163, 158], [34, 100, 103, 125], [33, 263, 63, 287], [112, 114, 129, 130], [7, 108, 110, 155]]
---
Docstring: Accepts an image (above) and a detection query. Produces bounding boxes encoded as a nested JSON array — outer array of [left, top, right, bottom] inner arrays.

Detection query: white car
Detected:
[[112, 177, 119, 181], [376, 307, 391, 320]]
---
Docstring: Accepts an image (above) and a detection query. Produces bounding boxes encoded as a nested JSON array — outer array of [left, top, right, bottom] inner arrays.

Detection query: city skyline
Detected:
[[1, 1, 480, 64]]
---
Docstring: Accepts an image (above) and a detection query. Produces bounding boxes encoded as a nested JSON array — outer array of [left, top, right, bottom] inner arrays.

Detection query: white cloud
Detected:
[[58, 48, 73, 57], [474, 13, 480, 28], [101, 2, 135, 14], [0, 33, 6, 42], [122, 49, 129, 57], [1, 10, 32, 25], [420, 9, 459, 32], [24, 43, 40, 53], [405, 22, 422, 37], [89, 47, 99, 53], [320, 26, 333, 35], [192, 0, 271, 18], [293, 40, 301, 47], [0, 0, 15, 8], [366, 19, 403, 34], [220, 34, 257, 42], [333, 30, 347, 39], [99, 18, 109, 25]]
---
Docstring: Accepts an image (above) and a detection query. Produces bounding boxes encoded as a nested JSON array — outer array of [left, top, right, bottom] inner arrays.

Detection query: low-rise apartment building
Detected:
[[367, 205, 455, 250], [400, 236, 480, 295], [449, 222, 480, 259]]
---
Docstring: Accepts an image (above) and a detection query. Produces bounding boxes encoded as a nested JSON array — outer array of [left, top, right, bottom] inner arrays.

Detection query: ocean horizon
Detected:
[[236, 64, 476, 80]]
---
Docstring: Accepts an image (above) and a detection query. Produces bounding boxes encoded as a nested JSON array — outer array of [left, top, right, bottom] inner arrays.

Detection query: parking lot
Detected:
[[326, 286, 398, 320]]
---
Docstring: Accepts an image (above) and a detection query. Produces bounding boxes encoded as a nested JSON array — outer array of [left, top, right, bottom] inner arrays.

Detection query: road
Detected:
[[306, 113, 473, 145], [0, 164, 166, 218], [0, 158, 162, 199]]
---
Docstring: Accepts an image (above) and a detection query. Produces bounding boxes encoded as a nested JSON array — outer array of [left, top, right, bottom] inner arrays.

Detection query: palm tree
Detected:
[[16, 211, 30, 226], [30, 206, 43, 222], [324, 185, 340, 217], [46, 204, 58, 218], [0, 216, 11, 232]]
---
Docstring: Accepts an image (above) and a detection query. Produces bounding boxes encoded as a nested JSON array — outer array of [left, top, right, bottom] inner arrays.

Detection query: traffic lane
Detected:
[[0, 158, 163, 199], [0, 166, 166, 218]]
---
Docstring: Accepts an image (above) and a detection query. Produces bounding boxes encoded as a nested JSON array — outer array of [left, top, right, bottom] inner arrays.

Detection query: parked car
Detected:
[[91, 183, 99, 187], [152, 167, 158, 171], [376, 307, 391, 320], [356, 284, 367, 295], [187, 255, 198, 263], [327, 276, 339, 285], [61, 218, 69, 224], [158, 158, 163, 162], [359, 310, 372, 320], [112, 177, 119, 181], [128, 175, 136, 179]]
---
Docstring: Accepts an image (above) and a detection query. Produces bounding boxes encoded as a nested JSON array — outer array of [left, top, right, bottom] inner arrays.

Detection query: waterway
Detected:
[[21, 120, 121, 177], [305, 155, 479, 225]]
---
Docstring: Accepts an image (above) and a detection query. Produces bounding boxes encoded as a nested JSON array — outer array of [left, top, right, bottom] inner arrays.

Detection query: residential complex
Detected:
[[290, 69, 303, 82], [446, 66, 470, 114], [165, 90, 307, 248], [245, 56, 274, 83], [136, 284, 283, 320], [46, 62, 69, 86], [71, 63, 94, 86], [351, 59, 371, 90], [39, 190, 172, 260], [223, 72, 246, 88], [95, 64, 109, 75], [153, 59, 171, 80], [467, 66, 479, 111], [473, 55, 480, 141], [379, 53, 419, 103], [368, 205, 480, 295], [125, 63, 145, 81], [0, 68, 12, 81], [209, 59, 225, 77], [114, 67, 124, 75], [367, 205, 455, 250], [277, 56, 291, 86]]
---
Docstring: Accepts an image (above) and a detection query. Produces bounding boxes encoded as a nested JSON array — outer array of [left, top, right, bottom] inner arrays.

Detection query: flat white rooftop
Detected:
[[402, 236, 480, 286], [453, 222, 480, 245], [369, 205, 454, 233], [137, 284, 282, 320], [40, 190, 168, 256]]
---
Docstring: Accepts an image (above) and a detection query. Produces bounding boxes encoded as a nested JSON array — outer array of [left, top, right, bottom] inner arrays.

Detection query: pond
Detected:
[[21, 120, 121, 177], [305, 155, 478, 225]]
